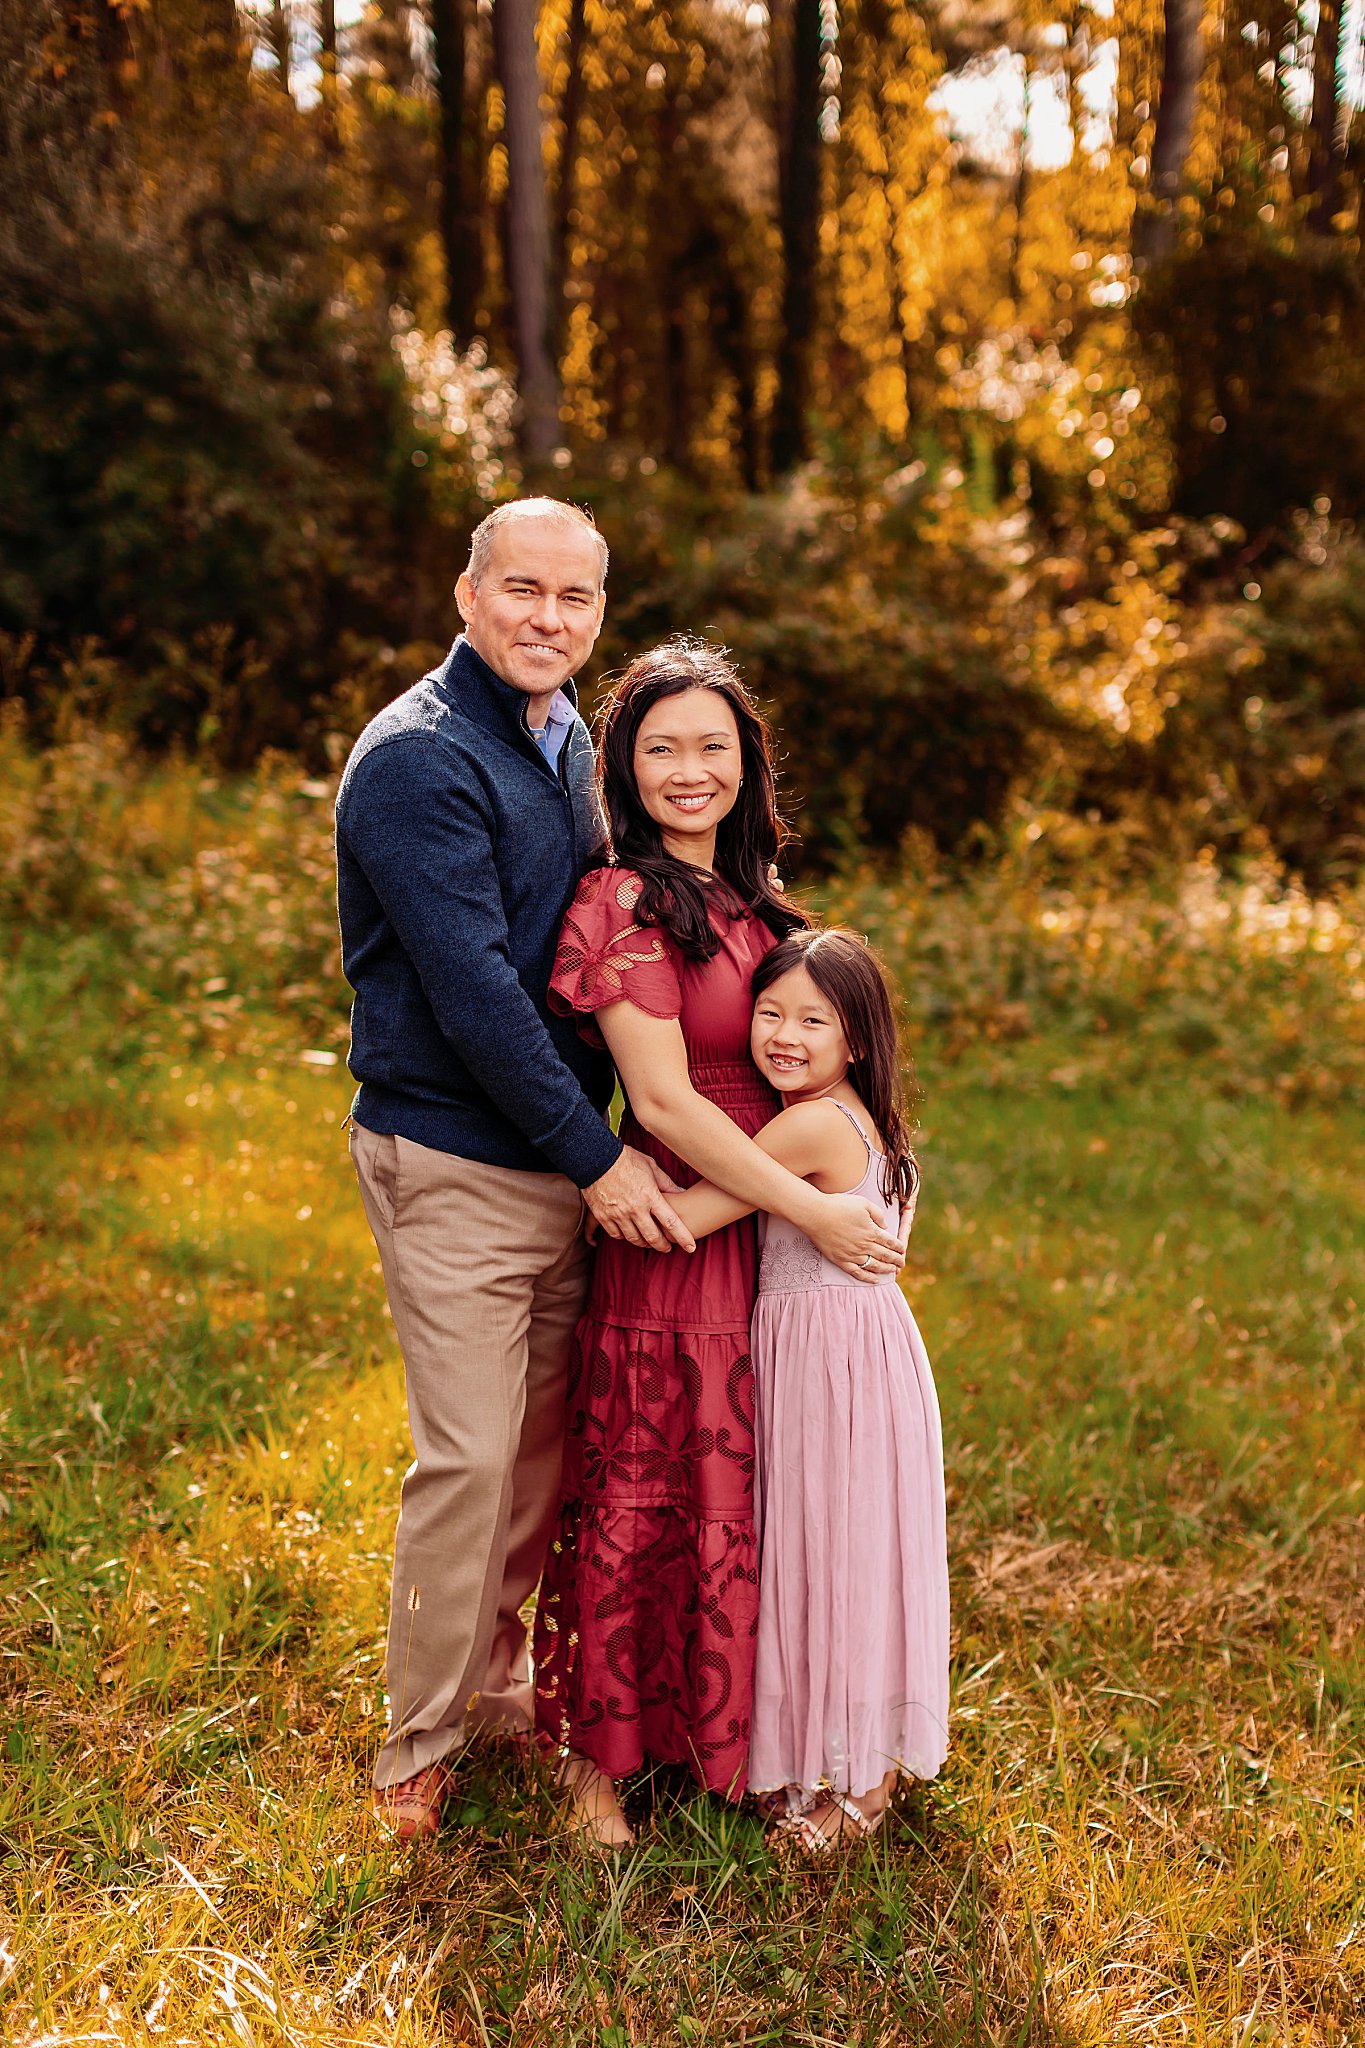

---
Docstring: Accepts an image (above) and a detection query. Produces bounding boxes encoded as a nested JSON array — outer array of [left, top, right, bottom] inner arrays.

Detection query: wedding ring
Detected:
[[859, 1253, 873, 1268]]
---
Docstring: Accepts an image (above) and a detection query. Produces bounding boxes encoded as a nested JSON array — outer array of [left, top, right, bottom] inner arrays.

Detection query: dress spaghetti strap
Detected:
[[829, 1098, 877, 1161]]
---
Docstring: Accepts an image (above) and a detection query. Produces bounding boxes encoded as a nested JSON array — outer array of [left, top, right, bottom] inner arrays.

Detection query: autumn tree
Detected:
[[318, 0, 339, 146], [771, 0, 823, 474], [267, 0, 293, 95], [429, 0, 485, 338], [539, 2, 771, 479], [550, 0, 586, 351], [493, 0, 561, 462], [1306, 0, 1347, 230], [1130, 0, 1203, 265], [827, 0, 943, 442]]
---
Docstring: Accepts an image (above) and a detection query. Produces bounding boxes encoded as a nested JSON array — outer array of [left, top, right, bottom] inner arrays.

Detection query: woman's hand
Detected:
[[801, 1191, 905, 1282]]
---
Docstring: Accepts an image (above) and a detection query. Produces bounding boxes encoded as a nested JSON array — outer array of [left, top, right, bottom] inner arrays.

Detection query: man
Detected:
[[335, 498, 692, 1840]]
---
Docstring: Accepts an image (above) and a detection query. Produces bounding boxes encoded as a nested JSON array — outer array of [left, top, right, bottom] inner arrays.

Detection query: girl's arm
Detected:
[[596, 1000, 899, 1279], [669, 1100, 866, 1239]]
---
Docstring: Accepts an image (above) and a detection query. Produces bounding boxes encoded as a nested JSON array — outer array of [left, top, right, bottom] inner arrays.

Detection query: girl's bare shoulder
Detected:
[[762, 1097, 872, 1183]]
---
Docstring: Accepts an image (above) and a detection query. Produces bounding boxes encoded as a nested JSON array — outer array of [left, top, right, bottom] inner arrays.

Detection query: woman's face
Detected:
[[632, 687, 743, 867], [750, 965, 852, 1099]]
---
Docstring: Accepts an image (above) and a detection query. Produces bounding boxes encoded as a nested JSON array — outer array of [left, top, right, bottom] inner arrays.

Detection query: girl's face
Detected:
[[751, 964, 853, 1099], [632, 688, 743, 867]]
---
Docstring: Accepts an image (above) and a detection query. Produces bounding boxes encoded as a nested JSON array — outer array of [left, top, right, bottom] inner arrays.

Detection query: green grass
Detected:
[[1, 740, 1362, 2044]]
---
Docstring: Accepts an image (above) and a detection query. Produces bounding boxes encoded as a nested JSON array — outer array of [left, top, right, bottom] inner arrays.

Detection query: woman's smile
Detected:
[[633, 687, 743, 864]]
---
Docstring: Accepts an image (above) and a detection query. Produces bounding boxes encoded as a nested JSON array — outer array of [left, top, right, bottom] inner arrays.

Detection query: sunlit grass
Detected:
[[1, 737, 1362, 2044]]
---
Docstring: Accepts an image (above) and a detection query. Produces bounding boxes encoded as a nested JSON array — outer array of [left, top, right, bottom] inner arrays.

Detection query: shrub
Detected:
[[1134, 231, 1365, 537], [0, 23, 443, 758], [1152, 531, 1365, 885]]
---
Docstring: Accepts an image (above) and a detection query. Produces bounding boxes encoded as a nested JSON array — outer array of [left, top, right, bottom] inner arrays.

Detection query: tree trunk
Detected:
[[1307, 0, 1346, 231], [492, 0, 561, 465], [1133, 0, 1202, 267], [318, 0, 338, 145], [663, 297, 690, 471], [717, 266, 760, 490], [1010, 58, 1031, 303], [269, 0, 292, 95], [771, 0, 821, 476], [552, 0, 586, 357], [430, 0, 483, 338]]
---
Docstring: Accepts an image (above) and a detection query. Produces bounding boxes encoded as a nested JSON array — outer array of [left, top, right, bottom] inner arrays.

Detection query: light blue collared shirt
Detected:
[[526, 690, 576, 773]]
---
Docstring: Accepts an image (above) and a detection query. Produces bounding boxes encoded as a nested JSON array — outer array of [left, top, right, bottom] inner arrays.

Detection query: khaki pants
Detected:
[[349, 1124, 590, 1790]]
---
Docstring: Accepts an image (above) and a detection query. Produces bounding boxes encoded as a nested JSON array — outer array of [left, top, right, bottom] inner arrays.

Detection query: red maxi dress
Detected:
[[533, 866, 778, 1797]]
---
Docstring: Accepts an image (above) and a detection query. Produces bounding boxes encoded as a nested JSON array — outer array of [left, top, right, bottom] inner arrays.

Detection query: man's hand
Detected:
[[584, 1146, 696, 1253], [804, 1192, 905, 1282]]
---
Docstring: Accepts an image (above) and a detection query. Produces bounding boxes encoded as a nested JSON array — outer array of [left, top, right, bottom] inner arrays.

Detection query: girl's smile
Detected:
[[751, 965, 854, 1100]]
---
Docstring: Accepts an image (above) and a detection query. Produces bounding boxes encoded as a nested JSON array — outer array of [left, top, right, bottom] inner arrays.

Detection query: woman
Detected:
[[533, 638, 904, 1847]]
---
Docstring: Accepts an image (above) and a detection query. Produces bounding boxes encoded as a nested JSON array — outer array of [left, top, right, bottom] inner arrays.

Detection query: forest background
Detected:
[[5, 0, 1365, 873], [2, 2, 1364, 2045]]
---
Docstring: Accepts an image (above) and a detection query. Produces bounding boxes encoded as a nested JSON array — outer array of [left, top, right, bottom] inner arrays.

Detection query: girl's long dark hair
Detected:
[[751, 928, 920, 1210], [595, 636, 807, 961]]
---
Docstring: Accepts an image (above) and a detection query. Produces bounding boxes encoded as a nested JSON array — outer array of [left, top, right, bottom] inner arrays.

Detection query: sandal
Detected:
[[827, 1792, 887, 1842], [763, 1785, 831, 1857], [765, 1786, 886, 1857]]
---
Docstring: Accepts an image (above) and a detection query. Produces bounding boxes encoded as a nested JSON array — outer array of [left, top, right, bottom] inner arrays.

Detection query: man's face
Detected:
[[455, 514, 606, 705]]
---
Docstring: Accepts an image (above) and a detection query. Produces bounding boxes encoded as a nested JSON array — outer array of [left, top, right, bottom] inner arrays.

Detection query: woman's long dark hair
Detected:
[[751, 928, 920, 1210], [595, 636, 807, 961]]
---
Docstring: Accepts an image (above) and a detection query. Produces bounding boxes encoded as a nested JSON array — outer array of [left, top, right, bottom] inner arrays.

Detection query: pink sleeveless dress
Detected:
[[748, 1104, 950, 1800]]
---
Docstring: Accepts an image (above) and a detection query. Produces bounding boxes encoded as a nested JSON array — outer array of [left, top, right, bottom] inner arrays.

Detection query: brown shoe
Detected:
[[372, 1761, 453, 1841]]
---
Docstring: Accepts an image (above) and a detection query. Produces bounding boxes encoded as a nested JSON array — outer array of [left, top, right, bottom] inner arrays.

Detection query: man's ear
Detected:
[[455, 572, 476, 625]]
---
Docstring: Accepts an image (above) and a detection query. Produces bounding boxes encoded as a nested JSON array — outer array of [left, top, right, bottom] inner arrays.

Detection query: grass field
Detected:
[[1, 735, 1362, 2045]]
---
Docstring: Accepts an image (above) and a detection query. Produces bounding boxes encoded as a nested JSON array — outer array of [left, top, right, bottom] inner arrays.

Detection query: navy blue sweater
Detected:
[[335, 636, 622, 1186]]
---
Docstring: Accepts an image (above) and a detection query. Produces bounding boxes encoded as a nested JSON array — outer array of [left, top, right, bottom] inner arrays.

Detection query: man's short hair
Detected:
[[465, 498, 609, 590]]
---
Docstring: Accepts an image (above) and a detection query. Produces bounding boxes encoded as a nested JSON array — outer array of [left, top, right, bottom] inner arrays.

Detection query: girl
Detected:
[[666, 927, 950, 1850]]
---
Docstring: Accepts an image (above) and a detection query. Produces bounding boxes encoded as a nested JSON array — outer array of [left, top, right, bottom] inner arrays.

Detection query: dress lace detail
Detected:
[[549, 868, 682, 1032], [759, 1233, 824, 1294]]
